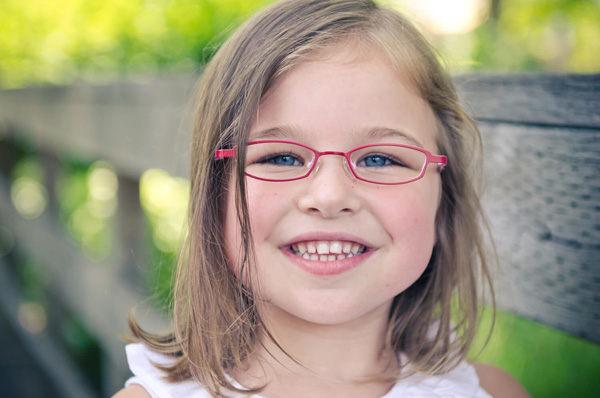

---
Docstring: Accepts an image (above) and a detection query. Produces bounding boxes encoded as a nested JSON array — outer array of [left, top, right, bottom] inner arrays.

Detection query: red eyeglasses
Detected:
[[215, 140, 447, 185]]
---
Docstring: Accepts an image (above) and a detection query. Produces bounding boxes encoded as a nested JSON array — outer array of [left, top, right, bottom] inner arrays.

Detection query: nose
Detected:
[[311, 153, 356, 181], [297, 155, 361, 218]]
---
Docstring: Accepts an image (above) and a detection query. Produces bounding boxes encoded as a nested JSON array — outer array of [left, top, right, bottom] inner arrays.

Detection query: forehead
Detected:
[[252, 47, 439, 151]]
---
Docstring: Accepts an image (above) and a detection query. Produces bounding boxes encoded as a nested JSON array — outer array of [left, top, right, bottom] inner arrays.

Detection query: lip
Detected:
[[281, 248, 373, 276], [280, 232, 375, 276]]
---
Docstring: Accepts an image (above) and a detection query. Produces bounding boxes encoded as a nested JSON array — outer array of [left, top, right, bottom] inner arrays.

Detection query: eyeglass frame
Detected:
[[215, 140, 447, 185]]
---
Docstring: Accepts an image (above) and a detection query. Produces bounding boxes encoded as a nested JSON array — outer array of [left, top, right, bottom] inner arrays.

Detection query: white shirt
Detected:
[[125, 343, 492, 398]]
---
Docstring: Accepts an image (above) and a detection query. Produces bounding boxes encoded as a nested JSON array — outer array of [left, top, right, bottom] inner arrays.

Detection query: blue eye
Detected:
[[259, 153, 303, 166], [362, 155, 389, 167], [357, 153, 403, 167]]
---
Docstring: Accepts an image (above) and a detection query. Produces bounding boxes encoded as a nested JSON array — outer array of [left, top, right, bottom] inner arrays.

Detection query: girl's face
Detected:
[[225, 49, 441, 329]]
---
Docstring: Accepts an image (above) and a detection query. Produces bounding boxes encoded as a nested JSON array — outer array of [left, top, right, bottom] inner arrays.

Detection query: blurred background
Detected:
[[0, 0, 598, 397], [1, 0, 599, 90]]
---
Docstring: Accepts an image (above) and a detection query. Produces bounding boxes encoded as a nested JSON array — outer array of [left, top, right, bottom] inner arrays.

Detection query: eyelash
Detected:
[[257, 152, 304, 165], [357, 153, 406, 167]]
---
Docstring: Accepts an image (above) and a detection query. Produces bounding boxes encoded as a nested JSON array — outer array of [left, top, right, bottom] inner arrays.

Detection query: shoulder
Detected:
[[473, 362, 531, 398], [112, 384, 151, 398]]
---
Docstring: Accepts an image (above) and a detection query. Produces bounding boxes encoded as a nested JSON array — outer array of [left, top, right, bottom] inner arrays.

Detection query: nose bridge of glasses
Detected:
[[313, 152, 355, 180]]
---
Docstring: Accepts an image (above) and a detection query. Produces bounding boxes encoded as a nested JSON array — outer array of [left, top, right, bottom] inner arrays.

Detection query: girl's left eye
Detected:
[[356, 153, 403, 167]]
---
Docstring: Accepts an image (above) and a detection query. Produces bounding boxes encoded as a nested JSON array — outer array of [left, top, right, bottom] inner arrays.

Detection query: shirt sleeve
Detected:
[[386, 357, 493, 397], [124, 343, 175, 398]]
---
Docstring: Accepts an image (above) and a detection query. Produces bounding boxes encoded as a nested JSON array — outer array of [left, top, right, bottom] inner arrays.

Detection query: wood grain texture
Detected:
[[0, 77, 194, 179], [455, 74, 600, 128], [480, 122, 600, 343]]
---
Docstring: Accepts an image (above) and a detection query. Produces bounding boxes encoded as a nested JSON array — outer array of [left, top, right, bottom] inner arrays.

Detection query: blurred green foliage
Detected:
[[60, 315, 103, 393], [10, 157, 48, 219], [1, 0, 598, 89], [461, 0, 600, 72], [139, 168, 190, 306], [17, 258, 48, 306], [57, 158, 117, 260], [0, 0, 275, 88]]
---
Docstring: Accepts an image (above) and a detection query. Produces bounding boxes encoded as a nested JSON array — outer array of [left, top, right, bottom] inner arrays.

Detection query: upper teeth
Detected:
[[291, 240, 365, 260]]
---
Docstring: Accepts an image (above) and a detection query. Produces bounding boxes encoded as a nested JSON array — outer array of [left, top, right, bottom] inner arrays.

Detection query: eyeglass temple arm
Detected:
[[431, 154, 447, 173], [215, 147, 237, 159]]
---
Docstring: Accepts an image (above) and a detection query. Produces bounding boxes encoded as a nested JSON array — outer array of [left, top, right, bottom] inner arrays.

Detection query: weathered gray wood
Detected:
[[37, 151, 60, 219], [116, 175, 148, 290], [456, 74, 600, 128], [480, 122, 600, 343], [0, 76, 197, 179]]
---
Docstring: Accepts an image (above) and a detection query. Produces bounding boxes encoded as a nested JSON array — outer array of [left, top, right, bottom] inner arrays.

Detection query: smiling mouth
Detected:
[[290, 240, 367, 261]]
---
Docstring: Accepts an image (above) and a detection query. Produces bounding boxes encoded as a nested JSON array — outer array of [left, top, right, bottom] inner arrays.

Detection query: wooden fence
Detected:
[[0, 73, 598, 397]]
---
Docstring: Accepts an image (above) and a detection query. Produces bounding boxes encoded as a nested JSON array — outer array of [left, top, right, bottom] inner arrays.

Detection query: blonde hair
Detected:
[[129, 0, 495, 396]]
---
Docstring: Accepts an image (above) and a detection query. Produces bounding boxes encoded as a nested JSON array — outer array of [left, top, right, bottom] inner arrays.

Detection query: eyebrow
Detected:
[[249, 125, 424, 149], [249, 125, 299, 141], [361, 127, 424, 149]]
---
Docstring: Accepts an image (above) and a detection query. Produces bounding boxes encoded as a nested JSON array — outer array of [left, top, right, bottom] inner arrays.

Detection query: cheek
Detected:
[[388, 203, 437, 249], [246, 184, 286, 241], [375, 184, 440, 274], [382, 204, 437, 294], [223, 181, 286, 275], [382, 185, 439, 236]]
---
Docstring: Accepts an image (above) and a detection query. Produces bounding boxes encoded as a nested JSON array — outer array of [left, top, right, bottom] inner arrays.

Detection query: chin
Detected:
[[263, 295, 393, 329]]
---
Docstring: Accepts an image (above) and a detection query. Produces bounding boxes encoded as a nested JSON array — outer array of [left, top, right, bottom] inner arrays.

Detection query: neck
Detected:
[[233, 303, 398, 398]]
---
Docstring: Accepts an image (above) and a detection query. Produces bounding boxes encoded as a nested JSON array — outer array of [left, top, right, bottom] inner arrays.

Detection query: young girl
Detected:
[[114, 0, 530, 397]]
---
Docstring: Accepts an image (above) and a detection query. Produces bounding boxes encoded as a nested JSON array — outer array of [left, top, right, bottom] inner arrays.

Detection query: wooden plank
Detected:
[[479, 122, 600, 343], [0, 76, 197, 179], [455, 74, 600, 129]]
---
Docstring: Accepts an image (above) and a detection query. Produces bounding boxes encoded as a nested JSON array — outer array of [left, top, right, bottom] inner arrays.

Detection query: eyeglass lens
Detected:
[[245, 142, 427, 184]]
